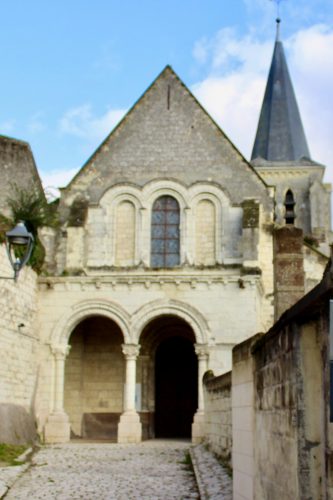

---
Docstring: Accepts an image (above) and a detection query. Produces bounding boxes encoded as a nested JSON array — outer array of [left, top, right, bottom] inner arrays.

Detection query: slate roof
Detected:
[[251, 25, 310, 162]]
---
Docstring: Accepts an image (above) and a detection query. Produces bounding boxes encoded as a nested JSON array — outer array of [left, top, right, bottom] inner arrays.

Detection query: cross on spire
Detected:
[[270, 0, 284, 18], [251, 2, 311, 162], [270, 0, 285, 41]]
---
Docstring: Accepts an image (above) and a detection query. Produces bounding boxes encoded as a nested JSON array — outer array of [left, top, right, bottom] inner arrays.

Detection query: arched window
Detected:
[[284, 190, 296, 225], [151, 195, 180, 267], [195, 200, 216, 265], [115, 201, 135, 266]]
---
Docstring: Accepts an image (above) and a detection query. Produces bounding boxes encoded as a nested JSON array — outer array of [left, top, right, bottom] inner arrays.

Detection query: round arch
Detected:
[[131, 299, 210, 345], [50, 299, 131, 346]]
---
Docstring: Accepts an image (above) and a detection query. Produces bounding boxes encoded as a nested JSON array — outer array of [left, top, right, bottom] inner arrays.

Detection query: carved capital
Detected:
[[194, 343, 209, 360], [122, 344, 140, 360], [51, 344, 71, 360]]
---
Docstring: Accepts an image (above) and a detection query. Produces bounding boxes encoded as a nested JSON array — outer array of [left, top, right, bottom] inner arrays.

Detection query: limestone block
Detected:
[[44, 412, 71, 443], [192, 410, 205, 444], [117, 411, 142, 443], [66, 227, 85, 269], [233, 469, 254, 500], [0, 404, 37, 445]]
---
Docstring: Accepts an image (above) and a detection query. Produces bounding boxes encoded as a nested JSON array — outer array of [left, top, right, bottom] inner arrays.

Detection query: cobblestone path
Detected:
[[5, 440, 200, 500]]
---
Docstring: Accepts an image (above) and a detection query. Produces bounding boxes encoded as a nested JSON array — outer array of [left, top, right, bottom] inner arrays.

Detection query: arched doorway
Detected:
[[155, 336, 197, 438], [139, 315, 198, 439], [64, 315, 124, 440]]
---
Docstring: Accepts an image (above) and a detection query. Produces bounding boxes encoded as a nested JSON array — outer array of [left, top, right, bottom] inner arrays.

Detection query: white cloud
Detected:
[[288, 25, 333, 177], [192, 28, 272, 158], [193, 27, 272, 74], [40, 167, 80, 199], [59, 104, 126, 142], [191, 24, 333, 186], [40, 105, 127, 196], [193, 73, 265, 157]]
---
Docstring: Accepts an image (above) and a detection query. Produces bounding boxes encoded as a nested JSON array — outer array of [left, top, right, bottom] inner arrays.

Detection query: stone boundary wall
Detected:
[[229, 289, 330, 499], [252, 327, 300, 499], [0, 244, 39, 444], [203, 370, 232, 464], [231, 335, 260, 500]]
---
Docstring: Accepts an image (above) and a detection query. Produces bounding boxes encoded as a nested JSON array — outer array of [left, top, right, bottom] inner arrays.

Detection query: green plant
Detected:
[[6, 183, 57, 233], [0, 183, 59, 273], [0, 443, 27, 466], [304, 234, 319, 248], [179, 451, 193, 471]]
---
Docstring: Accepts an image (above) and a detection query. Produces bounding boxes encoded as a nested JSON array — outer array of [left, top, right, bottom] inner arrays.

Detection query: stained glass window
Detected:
[[151, 196, 180, 267]]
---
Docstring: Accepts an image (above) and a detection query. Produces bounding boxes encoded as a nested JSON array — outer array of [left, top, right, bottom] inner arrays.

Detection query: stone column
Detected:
[[192, 343, 209, 444], [140, 355, 150, 412], [44, 344, 71, 443], [117, 344, 142, 443], [123, 344, 140, 412]]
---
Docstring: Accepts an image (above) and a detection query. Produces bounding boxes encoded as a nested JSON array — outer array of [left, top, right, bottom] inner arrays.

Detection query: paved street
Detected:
[[5, 440, 200, 500]]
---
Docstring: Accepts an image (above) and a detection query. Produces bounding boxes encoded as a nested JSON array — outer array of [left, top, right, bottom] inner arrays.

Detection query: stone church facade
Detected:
[[0, 26, 331, 445]]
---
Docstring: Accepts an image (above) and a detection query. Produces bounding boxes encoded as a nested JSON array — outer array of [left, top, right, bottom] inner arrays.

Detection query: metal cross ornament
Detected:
[[270, 0, 285, 18]]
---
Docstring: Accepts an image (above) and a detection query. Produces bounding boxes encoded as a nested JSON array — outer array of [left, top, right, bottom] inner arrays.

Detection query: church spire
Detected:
[[251, 19, 310, 162]]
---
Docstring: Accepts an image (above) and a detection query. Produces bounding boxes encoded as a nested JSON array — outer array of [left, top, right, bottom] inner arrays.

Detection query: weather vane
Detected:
[[270, 0, 285, 40]]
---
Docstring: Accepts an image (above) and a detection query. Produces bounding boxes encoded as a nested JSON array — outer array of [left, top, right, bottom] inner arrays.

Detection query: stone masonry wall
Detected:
[[252, 327, 300, 500], [203, 370, 231, 465], [0, 244, 39, 443], [60, 67, 271, 211], [230, 308, 328, 500], [273, 226, 305, 321], [0, 135, 45, 217], [232, 335, 260, 500], [304, 244, 327, 293], [64, 316, 125, 439]]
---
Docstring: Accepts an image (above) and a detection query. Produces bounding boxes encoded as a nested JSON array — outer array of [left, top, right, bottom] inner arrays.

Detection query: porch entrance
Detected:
[[64, 315, 124, 440]]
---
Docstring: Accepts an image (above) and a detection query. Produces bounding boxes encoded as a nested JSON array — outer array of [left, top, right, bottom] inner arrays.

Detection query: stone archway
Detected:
[[138, 315, 198, 439], [64, 315, 125, 440]]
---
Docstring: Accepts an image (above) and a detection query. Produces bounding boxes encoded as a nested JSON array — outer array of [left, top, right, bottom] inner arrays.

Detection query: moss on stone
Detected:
[[67, 198, 88, 227], [242, 199, 259, 228]]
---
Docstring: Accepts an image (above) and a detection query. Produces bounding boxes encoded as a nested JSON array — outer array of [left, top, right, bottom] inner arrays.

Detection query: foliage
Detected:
[[6, 183, 58, 237], [304, 234, 320, 248], [179, 451, 195, 475], [0, 213, 12, 243], [0, 443, 27, 466], [0, 183, 59, 273]]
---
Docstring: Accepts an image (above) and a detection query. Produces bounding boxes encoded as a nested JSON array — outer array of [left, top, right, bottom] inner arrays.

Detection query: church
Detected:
[[0, 22, 331, 445]]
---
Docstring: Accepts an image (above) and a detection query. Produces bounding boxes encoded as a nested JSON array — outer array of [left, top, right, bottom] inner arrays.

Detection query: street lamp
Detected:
[[1, 222, 34, 281]]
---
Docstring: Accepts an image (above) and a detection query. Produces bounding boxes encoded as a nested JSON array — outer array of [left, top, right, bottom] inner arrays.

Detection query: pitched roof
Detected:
[[251, 24, 310, 162]]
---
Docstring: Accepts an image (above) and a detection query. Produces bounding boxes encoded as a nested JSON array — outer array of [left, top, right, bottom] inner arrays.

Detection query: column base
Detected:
[[192, 410, 205, 444], [117, 411, 142, 443], [44, 412, 71, 443]]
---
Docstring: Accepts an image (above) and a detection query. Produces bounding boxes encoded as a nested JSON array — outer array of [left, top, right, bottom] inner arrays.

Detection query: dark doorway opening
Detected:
[[155, 336, 198, 438]]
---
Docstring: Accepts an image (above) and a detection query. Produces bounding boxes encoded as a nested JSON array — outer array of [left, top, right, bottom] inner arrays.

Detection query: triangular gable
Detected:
[[64, 66, 269, 205]]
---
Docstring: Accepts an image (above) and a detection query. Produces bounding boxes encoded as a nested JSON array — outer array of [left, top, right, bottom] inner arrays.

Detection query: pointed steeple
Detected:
[[251, 19, 310, 162]]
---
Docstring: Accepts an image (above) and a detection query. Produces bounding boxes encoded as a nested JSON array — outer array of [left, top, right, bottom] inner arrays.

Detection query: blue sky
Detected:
[[1, 0, 333, 193]]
